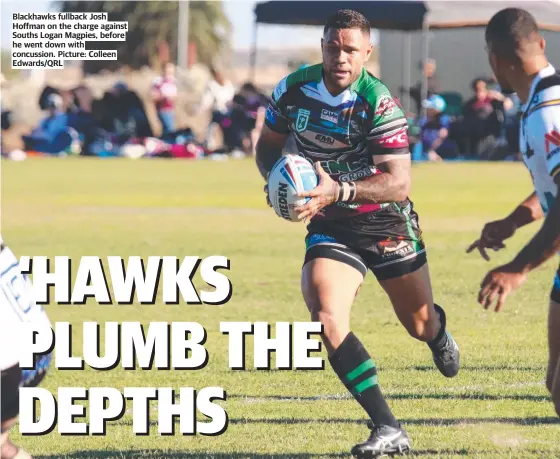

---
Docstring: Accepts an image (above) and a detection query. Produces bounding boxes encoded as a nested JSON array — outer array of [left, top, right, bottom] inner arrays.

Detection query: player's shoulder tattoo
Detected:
[[272, 64, 322, 103]]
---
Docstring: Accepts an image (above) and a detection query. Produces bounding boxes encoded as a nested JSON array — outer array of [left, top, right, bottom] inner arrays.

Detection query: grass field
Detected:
[[2, 157, 560, 459]]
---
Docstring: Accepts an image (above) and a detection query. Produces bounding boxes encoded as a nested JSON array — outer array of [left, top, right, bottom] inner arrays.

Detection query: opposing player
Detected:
[[468, 8, 560, 416], [256, 9, 460, 457], [1, 237, 53, 459]]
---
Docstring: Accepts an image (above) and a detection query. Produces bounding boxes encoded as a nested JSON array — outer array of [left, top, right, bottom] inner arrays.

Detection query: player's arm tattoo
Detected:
[[511, 177, 560, 273], [505, 192, 544, 229], [353, 154, 411, 204], [255, 125, 289, 180]]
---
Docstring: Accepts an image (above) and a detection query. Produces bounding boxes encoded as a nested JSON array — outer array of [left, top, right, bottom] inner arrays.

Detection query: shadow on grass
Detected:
[[228, 393, 550, 402], [409, 364, 545, 372], [34, 447, 559, 459], [226, 416, 560, 426], [35, 452, 348, 459], [113, 416, 559, 429], [34, 448, 515, 459]]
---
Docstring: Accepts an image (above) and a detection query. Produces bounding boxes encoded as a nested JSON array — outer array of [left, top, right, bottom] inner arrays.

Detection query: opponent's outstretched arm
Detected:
[[467, 191, 544, 261], [504, 192, 545, 229], [511, 177, 560, 273]]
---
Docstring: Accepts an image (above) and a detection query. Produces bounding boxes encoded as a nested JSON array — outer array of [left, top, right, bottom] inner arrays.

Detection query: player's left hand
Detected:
[[295, 162, 339, 222], [478, 262, 527, 312]]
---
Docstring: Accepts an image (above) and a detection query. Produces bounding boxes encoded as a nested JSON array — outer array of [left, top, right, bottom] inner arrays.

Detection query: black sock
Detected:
[[328, 332, 399, 428], [428, 304, 448, 351]]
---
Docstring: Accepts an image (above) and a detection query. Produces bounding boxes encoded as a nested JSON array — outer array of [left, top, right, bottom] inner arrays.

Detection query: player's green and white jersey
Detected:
[[265, 63, 409, 220]]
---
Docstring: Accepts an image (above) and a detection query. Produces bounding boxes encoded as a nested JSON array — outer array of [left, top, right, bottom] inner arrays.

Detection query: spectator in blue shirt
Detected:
[[22, 94, 78, 154], [417, 95, 459, 161]]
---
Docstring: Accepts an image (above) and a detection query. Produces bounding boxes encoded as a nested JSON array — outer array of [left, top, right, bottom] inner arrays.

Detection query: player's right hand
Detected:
[[466, 218, 517, 261]]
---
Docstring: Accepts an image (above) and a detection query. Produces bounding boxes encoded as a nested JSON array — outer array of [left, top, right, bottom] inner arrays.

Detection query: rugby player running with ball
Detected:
[[255, 9, 460, 458], [469, 8, 560, 418]]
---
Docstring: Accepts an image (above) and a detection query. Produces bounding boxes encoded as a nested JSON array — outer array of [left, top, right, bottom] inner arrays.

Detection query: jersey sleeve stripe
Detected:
[[368, 118, 408, 135], [551, 163, 560, 178], [367, 126, 408, 141], [526, 99, 560, 117]]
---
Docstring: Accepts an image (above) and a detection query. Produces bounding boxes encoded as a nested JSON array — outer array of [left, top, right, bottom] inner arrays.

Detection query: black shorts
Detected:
[[304, 200, 427, 281]]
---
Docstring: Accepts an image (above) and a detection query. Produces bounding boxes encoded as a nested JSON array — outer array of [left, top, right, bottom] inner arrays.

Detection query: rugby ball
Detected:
[[268, 154, 318, 222]]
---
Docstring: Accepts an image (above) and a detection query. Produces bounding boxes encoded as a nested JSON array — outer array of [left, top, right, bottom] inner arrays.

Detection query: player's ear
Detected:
[[540, 36, 546, 52], [364, 43, 373, 61]]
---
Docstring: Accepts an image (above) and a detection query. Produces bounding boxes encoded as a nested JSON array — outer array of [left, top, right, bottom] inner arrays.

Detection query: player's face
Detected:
[[322, 28, 372, 93]]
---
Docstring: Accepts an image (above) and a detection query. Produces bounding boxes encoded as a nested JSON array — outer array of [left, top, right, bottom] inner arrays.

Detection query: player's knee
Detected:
[[402, 317, 435, 341]]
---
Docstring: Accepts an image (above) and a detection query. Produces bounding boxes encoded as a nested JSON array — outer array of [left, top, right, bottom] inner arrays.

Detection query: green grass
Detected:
[[2, 157, 559, 459]]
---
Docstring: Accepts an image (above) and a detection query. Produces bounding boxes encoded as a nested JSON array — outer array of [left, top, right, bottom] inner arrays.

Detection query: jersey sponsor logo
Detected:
[[339, 167, 374, 182], [320, 109, 338, 124], [295, 108, 311, 133], [276, 182, 291, 220], [377, 129, 408, 148], [321, 157, 369, 174], [315, 134, 335, 145], [375, 95, 396, 117], [379, 238, 413, 259], [307, 233, 338, 248], [545, 130, 560, 154]]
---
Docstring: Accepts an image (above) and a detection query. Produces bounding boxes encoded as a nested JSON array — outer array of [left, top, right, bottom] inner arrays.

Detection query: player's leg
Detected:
[[378, 262, 460, 378], [547, 271, 560, 417], [369, 202, 459, 378], [302, 235, 410, 457]]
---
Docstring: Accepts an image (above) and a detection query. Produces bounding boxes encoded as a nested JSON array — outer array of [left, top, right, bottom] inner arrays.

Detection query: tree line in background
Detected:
[[56, 1, 231, 73]]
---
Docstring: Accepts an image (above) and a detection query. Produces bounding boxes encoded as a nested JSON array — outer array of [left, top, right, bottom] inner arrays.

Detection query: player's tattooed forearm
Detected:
[[354, 157, 411, 204]]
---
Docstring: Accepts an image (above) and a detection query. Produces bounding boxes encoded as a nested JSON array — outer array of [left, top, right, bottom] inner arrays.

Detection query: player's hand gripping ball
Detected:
[[267, 155, 318, 222]]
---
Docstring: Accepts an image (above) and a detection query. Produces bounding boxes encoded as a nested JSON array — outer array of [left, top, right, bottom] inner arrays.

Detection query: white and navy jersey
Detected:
[[0, 241, 51, 371], [520, 64, 560, 214]]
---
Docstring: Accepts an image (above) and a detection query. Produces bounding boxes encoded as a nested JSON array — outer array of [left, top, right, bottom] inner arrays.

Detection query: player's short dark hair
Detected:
[[485, 8, 540, 61], [324, 9, 370, 36]]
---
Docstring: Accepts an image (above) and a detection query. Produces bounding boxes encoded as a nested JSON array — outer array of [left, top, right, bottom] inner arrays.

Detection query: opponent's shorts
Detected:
[[304, 200, 426, 281], [552, 265, 560, 303]]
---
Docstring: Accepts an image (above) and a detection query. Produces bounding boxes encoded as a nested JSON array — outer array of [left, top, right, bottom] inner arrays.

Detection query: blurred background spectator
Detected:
[[151, 62, 178, 137], [402, 58, 441, 115], [415, 95, 458, 161], [195, 65, 236, 148], [22, 93, 79, 155]]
